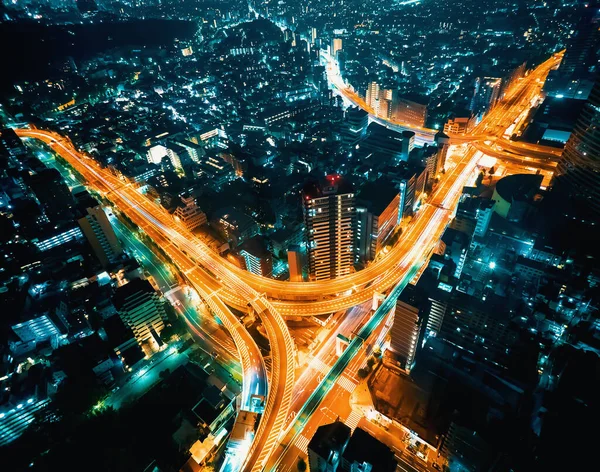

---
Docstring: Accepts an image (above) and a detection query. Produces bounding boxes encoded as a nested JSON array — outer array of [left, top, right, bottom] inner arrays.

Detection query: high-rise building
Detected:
[[443, 111, 474, 134], [392, 93, 429, 127], [308, 421, 351, 472], [112, 279, 168, 348], [331, 37, 343, 58], [421, 281, 518, 368], [439, 227, 471, 279], [555, 77, 600, 216], [365, 81, 379, 111], [288, 246, 304, 282], [340, 427, 397, 472], [451, 195, 495, 239], [432, 130, 450, 180], [396, 165, 427, 220], [355, 180, 401, 262], [342, 107, 369, 147], [545, 6, 599, 100], [357, 122, 413, 163], [311, 27, 318, 44], [77, 202, 123, 268], [470, 77, 502, 118], [561, 6, 600, 78], [303, 175, 356, 280], [239, 236, 273, 278], [174, 196, 207, 232], [389, 285, 428, 371], [401, 130, 415, 160], [212, 207, 259, 247]]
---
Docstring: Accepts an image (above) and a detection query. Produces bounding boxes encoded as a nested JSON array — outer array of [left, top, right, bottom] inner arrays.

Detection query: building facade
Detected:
[[303, 176, 356, 280], [112, 279, 168, 348], [78, 204, 123, 267], [555, 77, 600, 215]]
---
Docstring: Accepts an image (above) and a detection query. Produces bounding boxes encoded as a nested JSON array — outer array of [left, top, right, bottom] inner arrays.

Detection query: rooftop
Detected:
[[308, 420, 351, 463], [342, 427, 397, 472], [495, 173, 543, 203]]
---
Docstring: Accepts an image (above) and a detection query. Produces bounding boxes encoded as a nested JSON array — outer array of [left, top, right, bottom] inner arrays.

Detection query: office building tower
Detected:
[[342, 107, 369, 147], [78, 203, 123, 268], [392, 93, 429, 127], [358, 122, 413, 163], [308, 421, 351, 472], [545, 6, 599, 100], [365, 81, 380, 111], [355, 180, 401, 262], [288, 245, 304, 282], [311, 27, 318, 44], [331, 37, 343, 58], [113, 279, 168, 348], [303, 175, 356, 281], [555, 77, 600, 216], [443, 111, 474, 134], [389, 285, 427, 371], [401, 130, 415, 160], [433, 131, 450, 178], [174, 196, 207, 232], [561, 5, 600, 78], [426, 286, 517, 368], [441, 421, 493, 472], [451, 195, 495, 239], [470, 77, 502, 118], [239, 236, 273, 277], [396, 165, 427, 220], [439, 227, 470, 279], [212, 207, 259, 247]]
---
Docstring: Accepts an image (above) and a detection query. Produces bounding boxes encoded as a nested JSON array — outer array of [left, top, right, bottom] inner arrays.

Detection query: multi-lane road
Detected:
[[323, 48, 563, 161], [14, 48, 561, 472]]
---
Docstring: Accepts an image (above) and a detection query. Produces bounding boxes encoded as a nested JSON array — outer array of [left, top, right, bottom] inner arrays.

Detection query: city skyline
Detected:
[[0, 2, 599, 472]]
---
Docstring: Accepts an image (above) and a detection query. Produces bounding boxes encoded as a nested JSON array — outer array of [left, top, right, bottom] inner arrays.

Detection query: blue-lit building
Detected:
[[32, 224, 83, 252]]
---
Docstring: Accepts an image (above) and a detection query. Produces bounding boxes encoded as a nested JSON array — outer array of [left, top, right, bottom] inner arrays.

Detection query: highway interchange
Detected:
[[15, 49, 562, 472]]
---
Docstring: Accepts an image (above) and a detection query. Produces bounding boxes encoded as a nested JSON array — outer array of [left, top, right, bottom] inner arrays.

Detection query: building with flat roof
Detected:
[[174, 195, 207, 232], [112, 279, 167, 349], [356, 179, 400, 263], [303, 175, 356, 280], [342, 107, 369, 147], [238, 235, 273, 277], [392, 93, 429, 127], [389, 284, 428, 371], [77, 201, 123, 268], [340, 427, 397, 472], [211, 207, 259, 247], [555, 77, 600, 216], [492, 173, 543, 223], [308, 420, 351, 472]]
